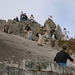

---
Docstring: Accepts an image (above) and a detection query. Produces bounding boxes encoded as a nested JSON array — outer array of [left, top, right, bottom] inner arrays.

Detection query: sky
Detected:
[[0, 0, 75, 38]]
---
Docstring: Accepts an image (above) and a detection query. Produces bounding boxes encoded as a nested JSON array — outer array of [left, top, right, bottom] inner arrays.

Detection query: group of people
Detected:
[[14, 11, 36, 23], [35, 25, 75, 67], [24, 24, 49, 43], [36, 26, 49, 46], [36, 26, 58, 46], [3, 14, 75, 67]]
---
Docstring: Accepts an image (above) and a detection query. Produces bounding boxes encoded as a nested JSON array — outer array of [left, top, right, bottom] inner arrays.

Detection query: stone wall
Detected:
[[0, 19, 6, 31], [0, 19, 41, 41], [0, 19, 63, 41], [0, 59, 75, 75], [8, 19, 40, 41]]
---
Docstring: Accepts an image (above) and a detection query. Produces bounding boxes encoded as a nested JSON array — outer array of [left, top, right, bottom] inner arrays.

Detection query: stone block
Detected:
[[0, 70, 3, 75], [41, 61, 52, 71], [8, 20, 40, 40], [24, 59, 40, 71], [0, 19, 6, 31], [41, 71, 59, 75], [25, 71, 36, 75], [63, 66, 73, 74], [8, 20, 24, 36], [72, 70, 75, 75], [51, 62, 64, 73]]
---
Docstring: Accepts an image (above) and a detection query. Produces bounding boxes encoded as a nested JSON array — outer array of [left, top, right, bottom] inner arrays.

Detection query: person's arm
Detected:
[[54, 56, 56, 62], [72, 60, 75, 63], [66, 53, 75, 64], [66, 53, 73, 62]]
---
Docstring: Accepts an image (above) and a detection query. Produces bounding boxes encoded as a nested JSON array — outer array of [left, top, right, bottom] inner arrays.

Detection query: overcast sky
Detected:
[[0, 0, 75, 38]]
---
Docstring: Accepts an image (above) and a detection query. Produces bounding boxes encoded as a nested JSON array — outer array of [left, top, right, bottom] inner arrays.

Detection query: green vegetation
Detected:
[[51, 39, 75, 53]]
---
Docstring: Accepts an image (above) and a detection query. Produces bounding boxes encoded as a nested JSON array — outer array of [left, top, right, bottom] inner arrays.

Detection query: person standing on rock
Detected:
[[27, 28, 32, 40], [4, 22, 9, 33], [24, 24, 31, 39], [54, 45, 75, 66], [37, 26, 44, 46]]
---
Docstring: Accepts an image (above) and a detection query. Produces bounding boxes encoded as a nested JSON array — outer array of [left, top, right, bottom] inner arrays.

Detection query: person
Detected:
[[54, 45, 75, 66], [27, 29, 32, 40], [4, 22, 9, 33], [23, 13, 28, 21], [37, 26, 44, 46], [29, 14, 36, 23], [46, 15, 53, 21], [43, 30, 49, 43], [35, 29, 39, 37], [14, 16, 19, 21], [20, 11, 24, 21], [24, 24, 31, 38]]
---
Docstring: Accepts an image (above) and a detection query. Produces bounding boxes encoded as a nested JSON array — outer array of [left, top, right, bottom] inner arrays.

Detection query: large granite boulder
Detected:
[[0, 19, 6, 31], [55, 25, 63, 40], [44, 19, 56, 33], [8, 19, 40, 41]]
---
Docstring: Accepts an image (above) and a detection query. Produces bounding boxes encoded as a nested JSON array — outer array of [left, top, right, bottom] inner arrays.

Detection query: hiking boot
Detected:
[[37, 44, 43, 46], [40, 44, 43, 46]]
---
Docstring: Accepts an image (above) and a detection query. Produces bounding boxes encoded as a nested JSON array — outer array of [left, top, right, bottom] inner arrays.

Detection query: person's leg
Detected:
[[38, 34, 43, 46], [27, 32, 30, 39], [25, 32, 28, 39], [38, 34, 41, 44], [29, 33, 32, 40], [41, 35, 44, 45]]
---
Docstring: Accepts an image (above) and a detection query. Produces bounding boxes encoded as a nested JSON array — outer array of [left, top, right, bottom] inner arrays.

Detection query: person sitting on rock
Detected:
[[20, 11, 24, 21], [46, 15, 53, 21], [29, 14, 36, 23], [54, 45, 75, 66], [14, 16, 19, 21], [23, 13, 28, 21]]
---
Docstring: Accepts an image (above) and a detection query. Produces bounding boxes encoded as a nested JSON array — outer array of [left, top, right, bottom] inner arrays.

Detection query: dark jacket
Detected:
[[25, 26, 30, 31], [54, 50, 73, 63], [38, 27, 43, 35]]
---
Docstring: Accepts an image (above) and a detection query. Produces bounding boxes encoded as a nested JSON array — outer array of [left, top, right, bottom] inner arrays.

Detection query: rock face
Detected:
[[55, 25, 63, 40], [44, 20, 63, 40], [0, 19, 75, 75], [0, 19, 63, 42], [8, 19, 40, 41], [0, 19, 41, 41], [0, 31, 58, 63], [0, 60, 75, 75], [44, 20, 56, 34], [0, 19, 6, 31]]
